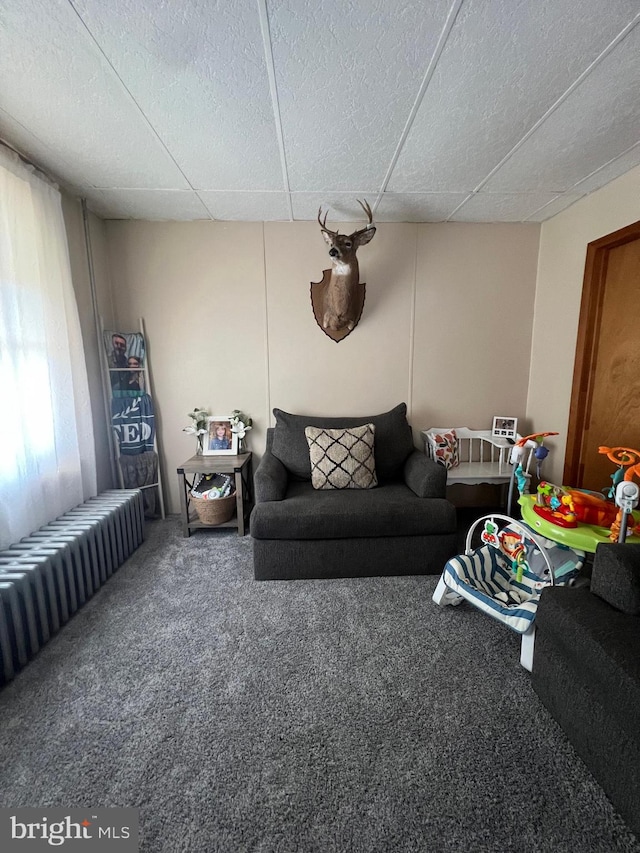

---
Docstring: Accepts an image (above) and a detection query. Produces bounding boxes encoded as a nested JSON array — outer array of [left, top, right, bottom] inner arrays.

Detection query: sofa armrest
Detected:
[[591, 543, 640, 615], [403, 450, 447, 498], [254, 450, 289, 502]]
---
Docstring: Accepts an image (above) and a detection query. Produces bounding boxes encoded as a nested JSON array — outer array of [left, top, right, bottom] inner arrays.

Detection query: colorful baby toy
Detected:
[[517, 443, 640, 552]]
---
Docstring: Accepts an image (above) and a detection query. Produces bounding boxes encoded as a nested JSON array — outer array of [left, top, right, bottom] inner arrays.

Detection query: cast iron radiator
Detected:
[[0, 490, 145, 685]]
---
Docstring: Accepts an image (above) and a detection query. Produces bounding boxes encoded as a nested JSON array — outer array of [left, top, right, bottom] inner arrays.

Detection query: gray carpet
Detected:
[[0, 517, 638, 853]]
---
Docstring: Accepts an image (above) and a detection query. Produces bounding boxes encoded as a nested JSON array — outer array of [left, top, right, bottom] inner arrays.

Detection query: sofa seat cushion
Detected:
[[250, 481, 457, 540], [271, 403, 414, 482], [535, 586, 640, 742]]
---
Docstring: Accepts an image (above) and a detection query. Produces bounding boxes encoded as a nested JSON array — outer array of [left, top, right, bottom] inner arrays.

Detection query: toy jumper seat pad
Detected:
[[441, 515, 585, 634]]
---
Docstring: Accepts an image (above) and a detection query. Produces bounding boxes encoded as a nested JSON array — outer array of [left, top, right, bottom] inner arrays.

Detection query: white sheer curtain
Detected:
[[0, 145, 97, 549]]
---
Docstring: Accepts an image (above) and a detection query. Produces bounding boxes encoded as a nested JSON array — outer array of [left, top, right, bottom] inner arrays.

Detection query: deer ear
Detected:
[[321, 230, 334, 246], [356, 226, 376, 247]]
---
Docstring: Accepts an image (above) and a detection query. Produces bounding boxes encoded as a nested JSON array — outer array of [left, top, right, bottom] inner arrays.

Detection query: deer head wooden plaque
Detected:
[[311, 199, 376, 342]]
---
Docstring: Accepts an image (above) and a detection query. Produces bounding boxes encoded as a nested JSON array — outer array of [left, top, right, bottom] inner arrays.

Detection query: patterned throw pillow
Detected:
[[305, 424, 378, 490], [427, 429, 459, 469]]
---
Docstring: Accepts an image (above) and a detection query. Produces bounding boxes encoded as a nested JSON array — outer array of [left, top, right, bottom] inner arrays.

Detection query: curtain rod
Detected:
[[0, 136, 60, 188]]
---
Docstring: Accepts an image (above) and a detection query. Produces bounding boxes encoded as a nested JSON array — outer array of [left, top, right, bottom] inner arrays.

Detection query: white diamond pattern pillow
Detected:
[[305, 424, 378, 490]]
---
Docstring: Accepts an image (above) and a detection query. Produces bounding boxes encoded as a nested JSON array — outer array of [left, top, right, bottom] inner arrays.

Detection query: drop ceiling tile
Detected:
[[71, 0, 283, 191], [84, 189, 210, 220], [375, 193, 468, 222], [525, 193, 585, 222], [267, 0, 453, 191], [291, 193, 379, 222], [198, 192, 290, 221], [450, 192, 561, 222], [0, 109, 89, 194], [570, 142, 640, 195], [485, 24, 640, 192], [0, 0, 189, 190], [389, 0, 640, 192]]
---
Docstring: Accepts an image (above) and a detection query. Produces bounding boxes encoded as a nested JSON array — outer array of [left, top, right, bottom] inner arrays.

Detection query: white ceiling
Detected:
[[1, 0, 639, 223]]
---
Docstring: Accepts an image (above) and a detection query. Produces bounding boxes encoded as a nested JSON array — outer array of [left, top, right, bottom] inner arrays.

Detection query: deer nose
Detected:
[[329, 248, 339, 257]]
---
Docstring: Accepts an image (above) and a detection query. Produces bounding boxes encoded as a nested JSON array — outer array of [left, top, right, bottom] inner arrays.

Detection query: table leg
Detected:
[[234, 467, 245, 536], [178, 471, 190, 538]]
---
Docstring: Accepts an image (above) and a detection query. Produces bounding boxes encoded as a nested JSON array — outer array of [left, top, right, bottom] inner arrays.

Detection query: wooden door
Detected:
[[564, 221, 640, 492]]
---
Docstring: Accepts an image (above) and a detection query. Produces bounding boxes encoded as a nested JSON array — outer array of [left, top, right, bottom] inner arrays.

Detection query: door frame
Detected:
[[564, 220, 640, 487]]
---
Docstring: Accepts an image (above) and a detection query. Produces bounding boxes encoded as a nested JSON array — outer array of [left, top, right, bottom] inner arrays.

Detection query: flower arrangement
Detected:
[[183, 406, 209, 454], [230, 410, 252, 450]]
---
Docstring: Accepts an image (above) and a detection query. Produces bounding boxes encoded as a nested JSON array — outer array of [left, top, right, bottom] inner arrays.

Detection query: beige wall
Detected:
[[62, 194, 116, 493], [527, 164, 640, 483], [105, 219, 540, 514]]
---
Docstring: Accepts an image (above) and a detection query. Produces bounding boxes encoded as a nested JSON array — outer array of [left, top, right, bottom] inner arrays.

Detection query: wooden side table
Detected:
[[177, 453, 253, 537]]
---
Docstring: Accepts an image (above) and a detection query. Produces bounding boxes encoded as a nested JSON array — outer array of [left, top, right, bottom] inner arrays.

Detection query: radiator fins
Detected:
[[0, 490, 145, 685]]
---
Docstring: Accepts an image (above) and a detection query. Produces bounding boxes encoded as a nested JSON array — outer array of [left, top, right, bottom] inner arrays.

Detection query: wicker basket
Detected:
[[190, 493, 236, 525]]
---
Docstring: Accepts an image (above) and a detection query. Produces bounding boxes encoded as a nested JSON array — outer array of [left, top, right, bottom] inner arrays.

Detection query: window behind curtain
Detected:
[[0, 145, 97, 549]]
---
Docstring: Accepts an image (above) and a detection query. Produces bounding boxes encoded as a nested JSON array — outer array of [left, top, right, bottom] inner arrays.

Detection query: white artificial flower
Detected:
[[231, 420, 252, 439]]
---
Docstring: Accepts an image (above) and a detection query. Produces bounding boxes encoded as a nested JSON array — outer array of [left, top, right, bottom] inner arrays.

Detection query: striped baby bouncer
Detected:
[[432, 514, 585, 670]]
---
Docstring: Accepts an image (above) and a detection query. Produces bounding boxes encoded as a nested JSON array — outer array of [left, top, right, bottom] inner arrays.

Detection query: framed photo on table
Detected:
[[492, 416, 518, 440], [203, 417, 238, 455]]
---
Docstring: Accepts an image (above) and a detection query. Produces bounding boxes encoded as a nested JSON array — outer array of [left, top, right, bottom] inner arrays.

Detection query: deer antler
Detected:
[[357, 199, 373, 223], [317, 206, 339, 237], [351, 199, 374, 237]]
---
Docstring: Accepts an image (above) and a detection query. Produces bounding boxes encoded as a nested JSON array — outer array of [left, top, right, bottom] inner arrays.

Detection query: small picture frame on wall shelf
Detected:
[[491, 416, 518, 441], [203, 417, 238, 455]]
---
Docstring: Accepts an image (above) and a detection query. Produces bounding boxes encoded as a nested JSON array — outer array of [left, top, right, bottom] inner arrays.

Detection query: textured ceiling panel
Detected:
[[570, 143, 640, 195], [374, 193, 468, 222], [198, 192, 291, 220], [84, 189, 210, 220], [450, 191, 562, 221], [0, 108, 88, 194], [268, 0, 453, 191], [484, 26, 640, 191], [1, 1, 639, 222], [291, 193, 380, 222], [71, 0, 284, 190], [388, 0, 640, 192], [0, 0, 189, 189], [524, 193, 585, 222]]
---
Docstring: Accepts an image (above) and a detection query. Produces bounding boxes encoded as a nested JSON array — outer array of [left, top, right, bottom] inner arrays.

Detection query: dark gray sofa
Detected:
[[250, 404, 458, 580], [532, 543, 640, 838]]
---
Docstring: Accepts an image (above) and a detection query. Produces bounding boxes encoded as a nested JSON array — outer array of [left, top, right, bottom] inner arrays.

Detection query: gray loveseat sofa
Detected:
[[532, 543, 640, 838], [250, 404, 458, 580]]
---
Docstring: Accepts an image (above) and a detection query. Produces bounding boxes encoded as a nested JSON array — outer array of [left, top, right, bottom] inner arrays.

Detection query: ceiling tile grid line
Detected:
[[467, 11, 640, 196], [525, 142, 640, 222], [192, 191, 218, 221], [570, 139, 640, 193], [446, 11, 640, 222], [445, 191, 474, 222], [524, 139, 640, 222], [258, 0, 293, 219], [374, 0, 466, 210], [65, 0, 197, 192], [2, 1, 640, 222], [0, 109, 87, 193]]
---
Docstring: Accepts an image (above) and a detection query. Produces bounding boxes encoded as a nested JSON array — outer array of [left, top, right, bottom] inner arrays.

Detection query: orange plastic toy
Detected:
[[598, 446, 640, 542]]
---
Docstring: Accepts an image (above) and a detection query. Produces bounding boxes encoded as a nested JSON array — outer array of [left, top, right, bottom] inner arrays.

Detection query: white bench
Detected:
[[421, 427, 531, 486]]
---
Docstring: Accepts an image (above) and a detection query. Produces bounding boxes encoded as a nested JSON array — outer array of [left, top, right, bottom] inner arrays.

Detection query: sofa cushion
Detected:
[[306, 424, 377, 490], [271, 403, 414, 482], [250, 481, 457, 540]]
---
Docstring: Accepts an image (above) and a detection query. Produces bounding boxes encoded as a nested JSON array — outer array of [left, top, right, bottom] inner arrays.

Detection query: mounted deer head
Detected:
[[311, 199, 376, 342]]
